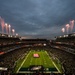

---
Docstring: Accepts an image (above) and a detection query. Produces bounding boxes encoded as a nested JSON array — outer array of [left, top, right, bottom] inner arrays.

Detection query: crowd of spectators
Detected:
[[0, 36, 75, 74], [55, 35, 75, 47], [0, 47, 29, 73], [47, 46, 75, 74], [0, 42, 27, 52], [0, 37, 26, 55], [0, 36, 20, 46], [50, 35, 75, 74], [0, 45, 75, 74]]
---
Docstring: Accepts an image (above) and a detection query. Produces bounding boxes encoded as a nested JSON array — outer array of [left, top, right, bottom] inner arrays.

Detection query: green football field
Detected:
[[14, 50, 63, 73]]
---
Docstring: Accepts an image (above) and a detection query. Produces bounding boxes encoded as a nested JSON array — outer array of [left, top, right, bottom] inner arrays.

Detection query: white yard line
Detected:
[[16, 51, 31, 73], [45, 51, 61, 73]]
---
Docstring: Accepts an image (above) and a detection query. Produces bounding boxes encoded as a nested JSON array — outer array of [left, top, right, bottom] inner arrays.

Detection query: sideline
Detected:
[[16, 51, 31, 73], [45, 51, 61, 73]]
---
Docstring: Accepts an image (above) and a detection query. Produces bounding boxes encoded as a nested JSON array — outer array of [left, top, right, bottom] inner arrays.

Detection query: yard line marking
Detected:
[[16, 51, 31, 73], [45, 51, 61, 73]]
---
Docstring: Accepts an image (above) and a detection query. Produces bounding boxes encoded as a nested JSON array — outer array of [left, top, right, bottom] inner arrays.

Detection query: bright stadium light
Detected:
[[70, 20, 74, 33], [66, 24, 70, 34], [12, 29, 15, 35], [62, 28, 65, 33], [5, 23, 8, 34], [43, 43, 46, 46], [0, 17, 5, 33], [8, 24, 11, 35], [16, 33, 18, 36], [61, 28, 65, 35]]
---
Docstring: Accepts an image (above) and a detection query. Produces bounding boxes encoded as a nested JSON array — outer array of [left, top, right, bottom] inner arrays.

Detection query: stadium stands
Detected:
[[0, 36, 75, 75], [46, 47, 75, 74], [0, 47, 29, 73], [50, 35, 75, 74]]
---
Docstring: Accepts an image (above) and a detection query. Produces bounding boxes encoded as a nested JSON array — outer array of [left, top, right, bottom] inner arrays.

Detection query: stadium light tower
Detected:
[[5, 23, 8, 34], [61, 28, 65, 33], [66, 24, 70, 34], [0, 17, 5, 34], [8, 24, 11, 35], [70, 20, 74, 33], [12, 29, 15, 35], [16, 33, 18, 37]]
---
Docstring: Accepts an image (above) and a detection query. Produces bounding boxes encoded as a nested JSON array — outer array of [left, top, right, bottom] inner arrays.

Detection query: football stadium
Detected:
[[0, 0, 75, 75], [0, 34, 75, 75]]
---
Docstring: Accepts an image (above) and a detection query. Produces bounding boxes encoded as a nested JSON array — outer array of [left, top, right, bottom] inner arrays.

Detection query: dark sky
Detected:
[[0, 0, 75, 39]]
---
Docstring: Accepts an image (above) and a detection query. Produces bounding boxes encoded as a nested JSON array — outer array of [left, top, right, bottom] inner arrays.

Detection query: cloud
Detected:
[[0, 0, 75, 39]]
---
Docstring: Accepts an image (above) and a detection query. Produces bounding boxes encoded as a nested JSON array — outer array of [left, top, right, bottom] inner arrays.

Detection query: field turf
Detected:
[[15, 50, 62, 73]]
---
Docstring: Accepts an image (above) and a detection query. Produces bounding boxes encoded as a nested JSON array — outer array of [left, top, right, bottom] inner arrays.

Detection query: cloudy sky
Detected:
[[0, 0, 75, 39]]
